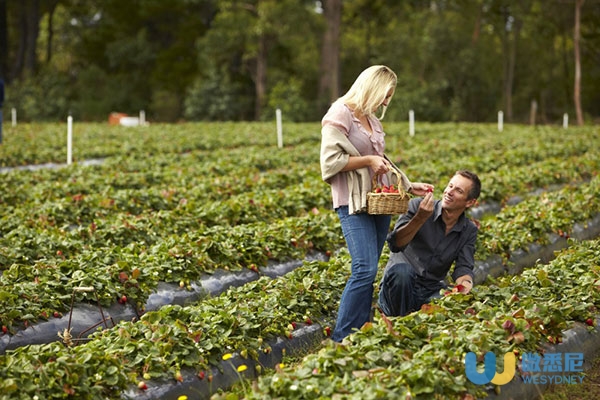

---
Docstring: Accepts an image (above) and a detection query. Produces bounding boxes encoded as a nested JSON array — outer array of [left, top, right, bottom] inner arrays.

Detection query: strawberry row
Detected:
[[244, 238, 600, 400], [1, 214, 599, 399], [0, 251, 350, 399], [0, 158, 598, 344], [1, 130, 597, 269], [0, 211, 343, 335], [0, 122, 320, 167]]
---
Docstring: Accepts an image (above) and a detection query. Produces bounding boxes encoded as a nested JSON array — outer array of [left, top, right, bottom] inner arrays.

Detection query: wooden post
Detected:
[[67, 115, 73, 165], [276, 108, 283, 148], [529, 100, 537, 126], [498, 111, 504, 132]]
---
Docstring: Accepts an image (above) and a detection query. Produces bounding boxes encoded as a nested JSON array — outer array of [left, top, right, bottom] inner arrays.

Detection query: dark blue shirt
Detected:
[[387, 198, 477, 286]]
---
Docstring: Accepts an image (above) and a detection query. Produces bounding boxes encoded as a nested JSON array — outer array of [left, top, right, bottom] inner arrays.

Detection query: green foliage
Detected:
[[264, 78, 313, 122], [0, 122, 599, 398], [183, 69, 253, 121], [4, 68, 70, 121]]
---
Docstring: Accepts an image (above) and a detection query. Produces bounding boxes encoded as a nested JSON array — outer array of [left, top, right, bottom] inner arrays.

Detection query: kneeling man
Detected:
[[378, 170, 481, 317]]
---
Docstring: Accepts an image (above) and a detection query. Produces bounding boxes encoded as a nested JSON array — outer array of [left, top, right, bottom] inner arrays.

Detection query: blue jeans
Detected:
[[377, 263, 445, 317], [332, 206, 391, 342]]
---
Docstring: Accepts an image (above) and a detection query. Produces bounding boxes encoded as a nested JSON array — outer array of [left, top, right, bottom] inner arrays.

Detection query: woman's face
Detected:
[[381, 88, 395, 108]]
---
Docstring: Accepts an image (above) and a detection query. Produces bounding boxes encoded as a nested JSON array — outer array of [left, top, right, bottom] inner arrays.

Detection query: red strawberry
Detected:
[[174, 371, 183, 382], [198, 371, 205, 380], [586, 318, 594, 326], [138, 381, 148, 390], [502, 319, 515, 332], [1, 325, 7, 334]]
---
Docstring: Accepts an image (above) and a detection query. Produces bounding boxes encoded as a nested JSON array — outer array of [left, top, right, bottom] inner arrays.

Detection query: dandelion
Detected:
[[237, 365, 247, 373]]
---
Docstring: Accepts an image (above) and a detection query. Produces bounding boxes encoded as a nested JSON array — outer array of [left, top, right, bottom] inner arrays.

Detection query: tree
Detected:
[[15, 0, 40, 78], [0, 0, 7, 80], [573, 0, 584, 125], [317, 0, 341, 114]]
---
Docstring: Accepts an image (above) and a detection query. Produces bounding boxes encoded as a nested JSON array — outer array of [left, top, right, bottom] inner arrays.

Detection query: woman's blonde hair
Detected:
[[337, 65, 397, 119]]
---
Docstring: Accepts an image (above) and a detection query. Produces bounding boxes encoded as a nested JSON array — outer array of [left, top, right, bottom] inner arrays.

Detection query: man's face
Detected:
[[441, 174, 476, 212]]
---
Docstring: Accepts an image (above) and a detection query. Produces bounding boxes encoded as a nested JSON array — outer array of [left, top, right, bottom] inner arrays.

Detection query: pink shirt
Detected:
[[321, 102, 386, 208]]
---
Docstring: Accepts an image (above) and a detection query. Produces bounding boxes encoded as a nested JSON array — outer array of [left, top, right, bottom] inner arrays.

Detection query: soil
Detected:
[[542, 355, 600, 399]]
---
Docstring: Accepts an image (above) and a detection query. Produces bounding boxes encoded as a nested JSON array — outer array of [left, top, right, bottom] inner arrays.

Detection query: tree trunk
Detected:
[[12, 2, 27, 79], [0, 0, 8, 80], [24, 0, 40, 76], [12, 0, 40, 79], [471, 3, 482, 45], [573, 0, 584, 126], [46, 0, 59, 63], [317, 0, 341, 115], [254, 34, 267, 120]]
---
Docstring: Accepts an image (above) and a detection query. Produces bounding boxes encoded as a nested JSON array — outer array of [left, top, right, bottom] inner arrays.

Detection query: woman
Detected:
[[320, 65, 433, 342]]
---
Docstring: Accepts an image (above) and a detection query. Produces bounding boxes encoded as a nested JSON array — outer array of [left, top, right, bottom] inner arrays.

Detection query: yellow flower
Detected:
[[237, 365, 247, 372], [222, 353, 233, 361]]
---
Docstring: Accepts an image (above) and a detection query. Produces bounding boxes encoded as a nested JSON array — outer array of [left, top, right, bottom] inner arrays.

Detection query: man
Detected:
[[377, 170, 481, 317]]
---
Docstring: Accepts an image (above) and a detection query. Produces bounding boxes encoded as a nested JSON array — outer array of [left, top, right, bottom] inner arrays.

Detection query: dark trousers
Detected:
[[377, 263, 445, 317]]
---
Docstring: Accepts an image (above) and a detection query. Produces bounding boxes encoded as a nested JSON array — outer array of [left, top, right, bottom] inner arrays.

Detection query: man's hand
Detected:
[[415, 191, 435, 220], [455, 275, 474, 294]]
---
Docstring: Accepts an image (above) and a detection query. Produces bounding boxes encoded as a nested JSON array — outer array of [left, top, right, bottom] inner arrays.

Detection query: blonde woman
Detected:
[[320, 65, 432, 342]]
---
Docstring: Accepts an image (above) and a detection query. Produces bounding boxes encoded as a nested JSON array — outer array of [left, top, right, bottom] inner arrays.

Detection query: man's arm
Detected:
[[391, 192, 435, 248], [452, 225, 478, 294]]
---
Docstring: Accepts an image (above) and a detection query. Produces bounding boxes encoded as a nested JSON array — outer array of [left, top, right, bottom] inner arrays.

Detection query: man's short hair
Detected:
[[455, 170, 481, 200]]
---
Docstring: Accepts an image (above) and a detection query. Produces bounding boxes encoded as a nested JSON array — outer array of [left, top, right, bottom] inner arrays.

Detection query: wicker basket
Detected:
[[367, 170, 410, 215]]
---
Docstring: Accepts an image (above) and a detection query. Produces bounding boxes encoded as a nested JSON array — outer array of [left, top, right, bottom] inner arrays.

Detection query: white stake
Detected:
[[139, 110, 146, 126], [498, 111, 504, 132], [409, 110, 415, 136], [67, 115, 73, 165], [276, 108, 283, 148], [11, 108, 16, 126], [563, 113, 568, 129]]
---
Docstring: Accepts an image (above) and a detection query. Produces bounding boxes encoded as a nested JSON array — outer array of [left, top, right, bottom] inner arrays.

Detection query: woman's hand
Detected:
[[409, 182, 434, 196], [369, 155, 390, 175]]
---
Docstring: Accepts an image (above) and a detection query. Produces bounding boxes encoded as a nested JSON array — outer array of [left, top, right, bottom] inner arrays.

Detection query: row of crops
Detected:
[[0, 122, 599, 399]]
